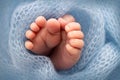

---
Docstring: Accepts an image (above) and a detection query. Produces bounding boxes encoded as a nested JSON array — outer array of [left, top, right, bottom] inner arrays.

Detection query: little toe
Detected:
[[35, 16, 46, 27], [30, 22, 40, 32], [67, 31, 84, 39], [69, 39, 84, 49], [66, 44, 81, 59], [25, 30, 36, 39], [25, 40, 34, 50], [46, 18, 60, 34], [65, 22, 81, 32]]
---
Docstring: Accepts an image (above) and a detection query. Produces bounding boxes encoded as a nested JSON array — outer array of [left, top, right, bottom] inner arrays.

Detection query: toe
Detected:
[[65, 22, 81, 32], [58, 18, 67, 29], [69, 39, 84, 49], [25, 30, 36, 39], [25, 40, 34, 50], [30, 22, 40, 32], [35, 16, 46, 27], [66, 44, 81, 58], [67, 31, 84, 39], [62, 14, 75, 23], [58, 14, 75, 28], [46, 18, 60, 34]]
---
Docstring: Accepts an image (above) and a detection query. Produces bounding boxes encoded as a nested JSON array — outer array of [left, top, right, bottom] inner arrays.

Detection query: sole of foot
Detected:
[[25, 16, 61, 55]]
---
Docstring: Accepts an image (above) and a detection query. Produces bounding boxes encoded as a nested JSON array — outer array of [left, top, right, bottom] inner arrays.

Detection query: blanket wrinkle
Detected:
[[0, 0, 120, 80]]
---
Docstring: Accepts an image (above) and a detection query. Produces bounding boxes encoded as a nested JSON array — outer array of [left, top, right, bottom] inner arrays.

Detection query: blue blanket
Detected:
[[0, 0, 120, 80]]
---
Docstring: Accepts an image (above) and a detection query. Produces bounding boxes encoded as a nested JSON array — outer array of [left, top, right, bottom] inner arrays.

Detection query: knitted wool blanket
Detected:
[[0, 0, 120, 80]]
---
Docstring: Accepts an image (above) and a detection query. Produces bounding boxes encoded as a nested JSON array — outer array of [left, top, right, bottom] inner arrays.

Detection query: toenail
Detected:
[[62, 14, 75, 22], [26, 30, 35, 39], [35, 16, 46, 27], [65, 25, 70, 32], [25, 41, 34, 50], [30, 23, 39, 32]]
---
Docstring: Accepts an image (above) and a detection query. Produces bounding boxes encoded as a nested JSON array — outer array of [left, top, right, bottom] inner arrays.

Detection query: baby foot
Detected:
[[50, 21, 84, 70], [25, 16, 61, 55]]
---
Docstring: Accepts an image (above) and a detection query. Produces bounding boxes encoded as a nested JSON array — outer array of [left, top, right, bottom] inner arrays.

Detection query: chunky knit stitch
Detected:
[[0, 0, 120, 80]]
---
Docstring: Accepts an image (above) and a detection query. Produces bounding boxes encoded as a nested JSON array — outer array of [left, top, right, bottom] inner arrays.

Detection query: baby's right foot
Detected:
[[50, 15, 84, 70], [25, 16, 61, 55]]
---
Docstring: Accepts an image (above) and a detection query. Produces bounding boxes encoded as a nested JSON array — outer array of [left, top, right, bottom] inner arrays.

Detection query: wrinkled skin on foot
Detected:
[[25, 15, 84, 70]]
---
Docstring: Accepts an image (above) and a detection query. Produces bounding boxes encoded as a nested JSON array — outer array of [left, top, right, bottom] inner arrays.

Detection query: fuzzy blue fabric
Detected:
[[0, 0, 120, 80]]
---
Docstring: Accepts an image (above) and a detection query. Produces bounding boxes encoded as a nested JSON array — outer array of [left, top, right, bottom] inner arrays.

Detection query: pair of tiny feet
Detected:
[[25, 15, 84, 70]]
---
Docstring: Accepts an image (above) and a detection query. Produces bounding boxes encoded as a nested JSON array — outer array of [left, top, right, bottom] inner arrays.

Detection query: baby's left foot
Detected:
[[50, 19, 84, 70], [25, 16, 61, 55]]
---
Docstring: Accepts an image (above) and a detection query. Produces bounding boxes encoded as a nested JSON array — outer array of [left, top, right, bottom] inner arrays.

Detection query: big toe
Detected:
[[46, 18, 60, 34], [44, 18, 61, 48], [58, 14, 75, 28]]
